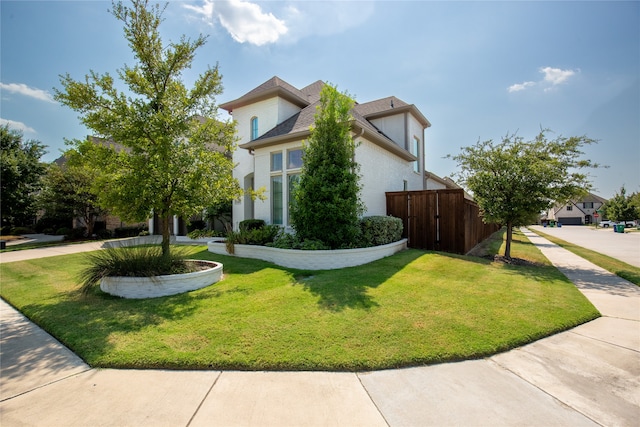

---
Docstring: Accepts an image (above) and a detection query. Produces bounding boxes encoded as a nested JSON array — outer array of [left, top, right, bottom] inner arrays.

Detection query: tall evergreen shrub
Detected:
[[290, 84, 364, 249]]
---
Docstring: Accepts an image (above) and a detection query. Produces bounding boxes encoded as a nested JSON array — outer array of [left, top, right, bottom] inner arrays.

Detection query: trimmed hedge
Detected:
[[239, 219, 266, 232], [114, 225, 148, 238], [360, 216, 403, 247]]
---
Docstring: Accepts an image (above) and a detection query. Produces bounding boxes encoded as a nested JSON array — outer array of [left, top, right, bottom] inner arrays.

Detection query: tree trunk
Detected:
[[161, 212, 171, 258], [504, 222, 513, 259]]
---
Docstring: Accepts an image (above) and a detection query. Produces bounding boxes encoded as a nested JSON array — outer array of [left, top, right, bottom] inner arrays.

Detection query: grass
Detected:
[[0, 238, 89, 253], [530, 228, 640, 286], [0, 236, 599, 371]]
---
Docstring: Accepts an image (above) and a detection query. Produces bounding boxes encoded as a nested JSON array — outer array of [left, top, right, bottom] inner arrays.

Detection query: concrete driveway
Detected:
[[530, 225, 640, 267]]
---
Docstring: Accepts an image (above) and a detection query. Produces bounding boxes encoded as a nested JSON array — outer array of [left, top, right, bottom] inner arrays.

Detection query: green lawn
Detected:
[[530, 228, 640, 286], [0, 235, 599, 371]]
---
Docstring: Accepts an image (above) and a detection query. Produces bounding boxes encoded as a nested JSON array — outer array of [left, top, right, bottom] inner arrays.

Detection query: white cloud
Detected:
[[0, 82, 55, 103], [184, 1, 373, 45], [0, 118, 37, 134], [508, 81, 535, 93], [508, 67, 578, 93], [540, 67, 577, 85], [185, 0, 287, 46]]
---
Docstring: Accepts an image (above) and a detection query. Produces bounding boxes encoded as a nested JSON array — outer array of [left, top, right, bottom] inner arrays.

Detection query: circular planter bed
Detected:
[[100, 260, 223, 299]]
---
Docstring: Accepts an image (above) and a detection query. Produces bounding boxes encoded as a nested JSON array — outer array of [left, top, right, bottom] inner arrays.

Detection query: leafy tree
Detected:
[[289, 84, 364, 249], [0, 125, 47, 229], [54, 0, 240, 256], [450, 130, 599, 259], [38, 149, 107, 237], [605, 186, 639, 222]]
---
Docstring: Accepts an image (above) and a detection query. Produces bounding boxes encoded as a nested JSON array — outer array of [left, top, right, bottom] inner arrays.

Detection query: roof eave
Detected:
[[239, 129, 312, 150], [221, 87, 309, 113], [364, 104, 431, 128]]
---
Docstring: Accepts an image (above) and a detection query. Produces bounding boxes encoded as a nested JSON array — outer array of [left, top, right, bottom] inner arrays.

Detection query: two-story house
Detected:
[[220, 77, 431, 230], [545, 192, 608, 225]]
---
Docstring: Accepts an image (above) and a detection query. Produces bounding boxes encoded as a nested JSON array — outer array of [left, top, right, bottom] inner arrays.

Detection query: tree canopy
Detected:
[[289, 84, 364, 249], [604, 186, 639, 222], [450, 130, 599, 258], [0, 125, 47, 229], [38, 149, 107, 237], [54, 0, 240, 255]]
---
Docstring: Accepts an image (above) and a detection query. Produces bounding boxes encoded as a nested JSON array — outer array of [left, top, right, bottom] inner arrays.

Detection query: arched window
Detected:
[[250, 117, 258, 140]]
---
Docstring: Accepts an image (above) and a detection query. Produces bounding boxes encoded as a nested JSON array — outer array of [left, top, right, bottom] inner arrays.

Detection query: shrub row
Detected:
[[114, 225, 148, 238], [227, 215, 403, 251]]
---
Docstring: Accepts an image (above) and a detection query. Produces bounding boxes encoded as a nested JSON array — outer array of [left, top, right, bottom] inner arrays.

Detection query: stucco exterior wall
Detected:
[[231, 97, 303, 229], [357, 138, 423, 216]]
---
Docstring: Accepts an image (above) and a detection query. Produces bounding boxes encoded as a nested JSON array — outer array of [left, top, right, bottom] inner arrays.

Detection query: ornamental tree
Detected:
[[0, 125, 47, 229], [289, 84, 364, 249], [54, 0, 240, 256], [450, 130, 599, 259]]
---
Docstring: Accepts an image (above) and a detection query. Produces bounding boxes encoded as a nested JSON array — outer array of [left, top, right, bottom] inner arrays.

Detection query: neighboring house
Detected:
[[220, 76, 431, 230], [545, 192, 608, 225]]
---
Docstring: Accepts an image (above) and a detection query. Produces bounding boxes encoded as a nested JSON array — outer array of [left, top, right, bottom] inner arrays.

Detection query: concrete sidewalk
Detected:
[[1, 229, 638, 426]]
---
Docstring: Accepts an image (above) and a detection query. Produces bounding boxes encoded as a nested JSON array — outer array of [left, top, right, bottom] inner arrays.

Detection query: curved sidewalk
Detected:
[[1, 229, 638, 426]]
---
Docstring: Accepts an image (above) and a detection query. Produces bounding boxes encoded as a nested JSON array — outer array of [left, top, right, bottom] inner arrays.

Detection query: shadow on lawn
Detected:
[[293, 250, 427, 312]]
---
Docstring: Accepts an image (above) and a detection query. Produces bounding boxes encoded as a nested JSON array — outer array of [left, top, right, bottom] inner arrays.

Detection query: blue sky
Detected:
[[1, 0, 638, 199]]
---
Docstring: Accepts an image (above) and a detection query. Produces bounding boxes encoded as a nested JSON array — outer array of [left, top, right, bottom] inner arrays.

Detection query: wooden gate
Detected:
[[386, 189, 498, 254]]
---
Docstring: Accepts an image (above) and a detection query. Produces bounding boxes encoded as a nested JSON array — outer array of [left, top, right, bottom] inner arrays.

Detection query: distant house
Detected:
[[545, 192, 608, 225], [220, 76, 431, 230]]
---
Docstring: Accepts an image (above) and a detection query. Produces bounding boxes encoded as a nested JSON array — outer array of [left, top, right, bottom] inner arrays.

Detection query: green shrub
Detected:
[[0, 226, 12, 236], [96, 229, 113, 239], [187, 220, 206, 233], [55, 227, 71, 236], [225, 225, 281, 254], [10, 226, 35, 235], [187, 229, 225, 239], [65, 227, 87, 240], [78, 245, 192, 294], [239, 219, 266, 232], [114, 225, 148, 238], [360, 216, 403, 247], [268, 233, 330, 250]]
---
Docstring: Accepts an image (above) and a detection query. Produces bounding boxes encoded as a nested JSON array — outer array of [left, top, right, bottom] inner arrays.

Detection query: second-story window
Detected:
[[251, 117, 259, 140], [412, 136, 420, 173], [566, 205, 573, 211]]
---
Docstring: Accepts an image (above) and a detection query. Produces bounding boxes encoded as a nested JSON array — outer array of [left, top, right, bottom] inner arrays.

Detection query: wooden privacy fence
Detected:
[[386, 189, 499, 254]]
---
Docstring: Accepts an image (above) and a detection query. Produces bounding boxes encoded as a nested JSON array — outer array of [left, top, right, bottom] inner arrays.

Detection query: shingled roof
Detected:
[[226, 76, 430, 160]]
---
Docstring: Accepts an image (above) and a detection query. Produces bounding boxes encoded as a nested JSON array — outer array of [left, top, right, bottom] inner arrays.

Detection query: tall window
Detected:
[[251, 117, 259, 140], [270, 148, 303, 226], [271, 175, 283, 225], [412, 136, 420, 173]]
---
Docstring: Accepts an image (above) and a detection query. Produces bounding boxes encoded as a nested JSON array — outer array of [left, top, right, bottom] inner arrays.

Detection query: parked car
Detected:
[[599, 219, 636, 228]]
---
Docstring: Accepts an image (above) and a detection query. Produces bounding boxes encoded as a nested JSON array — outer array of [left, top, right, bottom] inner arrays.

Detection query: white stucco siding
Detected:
[[370, 115, 405, 148], [356, 138, 423, 216], [232, 97, 301, 144], [230, 97, 303, 228]]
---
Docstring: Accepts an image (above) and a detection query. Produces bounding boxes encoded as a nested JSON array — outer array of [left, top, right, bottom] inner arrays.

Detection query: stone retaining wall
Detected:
[[207, 239, 407, 270], [100, 260, 223, 299]]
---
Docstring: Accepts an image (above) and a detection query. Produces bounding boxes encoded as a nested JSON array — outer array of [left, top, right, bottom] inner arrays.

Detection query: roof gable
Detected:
[[220, 76, 310, 112]]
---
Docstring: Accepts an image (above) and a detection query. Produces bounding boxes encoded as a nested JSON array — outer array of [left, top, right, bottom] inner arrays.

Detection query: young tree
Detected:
[[289, 84, 364, 249], [54, 0, 240, 256], [0, 125, 47, 229], [450, 130, 599, 259], [38, 149, 107, 237], [605, 186, 639, 222]]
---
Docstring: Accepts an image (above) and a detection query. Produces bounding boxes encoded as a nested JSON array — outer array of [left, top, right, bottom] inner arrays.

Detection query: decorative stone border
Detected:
[[100, 260, 223, 299], [207, 239, 408, 270]]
